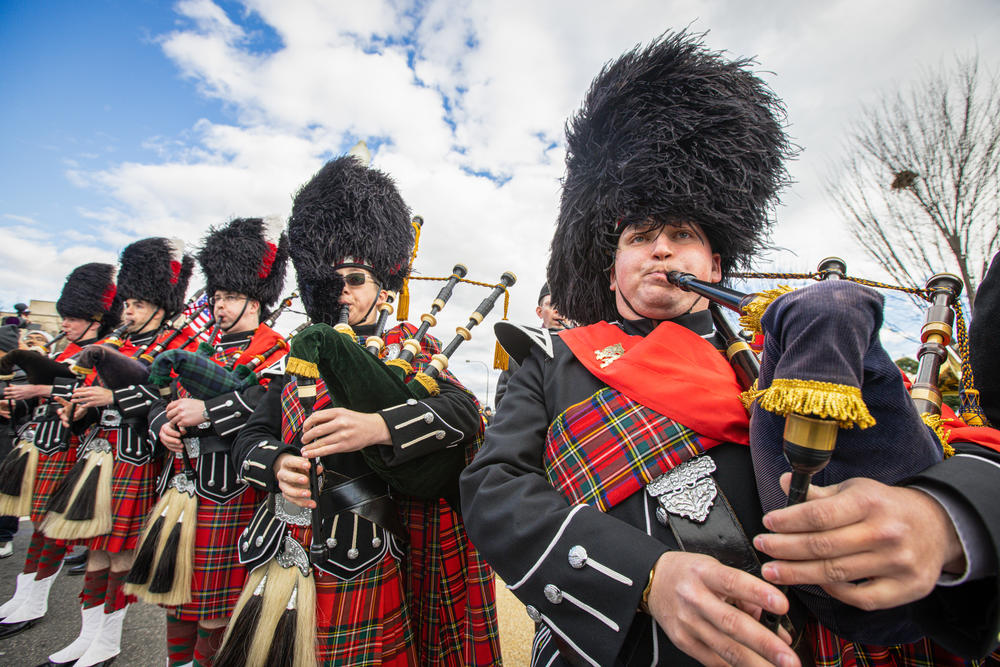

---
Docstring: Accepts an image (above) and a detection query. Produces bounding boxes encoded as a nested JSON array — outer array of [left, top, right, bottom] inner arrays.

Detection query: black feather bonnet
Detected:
[[548, 30, 793, 325], [197, 216, 289, 311], [116, 237, 194, 319], [55, 263, 123, 338], [288, 155, 413, 324]]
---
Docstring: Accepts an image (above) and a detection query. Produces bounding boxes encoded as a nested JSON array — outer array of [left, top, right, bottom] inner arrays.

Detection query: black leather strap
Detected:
[[665, 482, 762, 576], [318, 472, 407, 541]]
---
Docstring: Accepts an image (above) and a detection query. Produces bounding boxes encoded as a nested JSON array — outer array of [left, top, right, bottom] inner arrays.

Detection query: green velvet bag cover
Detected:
[[289, 323, 466, 499]]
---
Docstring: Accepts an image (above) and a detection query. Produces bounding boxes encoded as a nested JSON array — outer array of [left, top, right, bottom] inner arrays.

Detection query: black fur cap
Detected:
[[55, 263, 123, 337], [288, 155, 412, 323], [197, 217, 289, 310], [117, 238, 194, 319], [548, 30, 794, 325]]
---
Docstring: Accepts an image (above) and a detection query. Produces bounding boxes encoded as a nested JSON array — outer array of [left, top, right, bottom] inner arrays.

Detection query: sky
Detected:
[[2, 0, 998, 404]]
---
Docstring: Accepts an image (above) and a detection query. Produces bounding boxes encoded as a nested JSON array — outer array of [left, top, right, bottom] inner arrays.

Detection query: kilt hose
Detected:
[[86, 428, 163, 553], [30, 445, 78, 523], [169, 478, 263, 621], [287, 524, 417, 666], [399, 496, 501, 667]]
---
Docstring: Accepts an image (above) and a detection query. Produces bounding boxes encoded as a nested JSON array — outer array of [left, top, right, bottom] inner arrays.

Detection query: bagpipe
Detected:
[[125, 316, 301, 606], [667, 256, 992, 639], [287, 268, 516, 502]]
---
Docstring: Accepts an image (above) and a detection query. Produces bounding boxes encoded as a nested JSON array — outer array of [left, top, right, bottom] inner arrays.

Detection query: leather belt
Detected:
[[318, 472, 407, 541]]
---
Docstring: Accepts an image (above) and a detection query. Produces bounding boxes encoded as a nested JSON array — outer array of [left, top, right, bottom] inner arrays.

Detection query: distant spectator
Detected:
[[482, 405, 494, 426]]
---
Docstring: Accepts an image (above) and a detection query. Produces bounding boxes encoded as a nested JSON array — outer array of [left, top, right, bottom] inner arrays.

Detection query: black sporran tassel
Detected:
[[0, 452, 28, 495], [125, 510, 166, 587], [44, 456, 87, 514], [65, 464, 101, 521], [148, 516, 182, 594], [265, 606, 297, 666], [214, 569, 267, 667]]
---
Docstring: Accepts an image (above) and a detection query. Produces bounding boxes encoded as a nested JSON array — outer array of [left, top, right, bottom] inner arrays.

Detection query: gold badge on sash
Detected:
[[594, 343, 625, 368]]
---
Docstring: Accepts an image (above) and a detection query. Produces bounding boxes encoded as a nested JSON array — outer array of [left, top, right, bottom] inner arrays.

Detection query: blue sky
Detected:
[[2, 0, 998, 402]]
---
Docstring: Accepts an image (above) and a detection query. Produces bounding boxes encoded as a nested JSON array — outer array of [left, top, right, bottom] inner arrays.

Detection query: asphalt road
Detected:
[[0, 520, 167, 667]]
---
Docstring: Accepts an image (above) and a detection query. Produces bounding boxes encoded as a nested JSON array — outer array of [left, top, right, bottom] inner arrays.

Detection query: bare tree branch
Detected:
[[827, 54, 1000, 310]]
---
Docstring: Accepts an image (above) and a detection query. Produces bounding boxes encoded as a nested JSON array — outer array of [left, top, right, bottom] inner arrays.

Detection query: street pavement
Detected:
[[0, 520, 166, 666]]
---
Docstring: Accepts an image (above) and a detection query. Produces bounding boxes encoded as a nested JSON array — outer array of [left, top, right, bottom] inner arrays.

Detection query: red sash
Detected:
[[560, 321, 750, 446]]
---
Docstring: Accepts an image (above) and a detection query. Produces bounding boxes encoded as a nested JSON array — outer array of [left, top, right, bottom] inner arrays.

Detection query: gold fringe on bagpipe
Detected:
[[123, 485, 197, 606], [41, 448, 114, 540], [738, 286, 795, 335], [958, 388, 988, 427], [741, 378, 876, 429], [385, 358, 413, 375], [410, 371, 440, 397], [0, 440, 39, 517], [215, 558, 317, 667], [70, 364, 96, 379], [920, 414, 956, 458], [285, 357, 320, 379]]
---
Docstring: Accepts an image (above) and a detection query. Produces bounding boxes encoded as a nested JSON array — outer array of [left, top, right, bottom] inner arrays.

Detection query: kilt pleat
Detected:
[[170, 482, 263, 621], [86, 429, 162, 553], [399, 497, 501, 667], [30, 445, 78, 523]]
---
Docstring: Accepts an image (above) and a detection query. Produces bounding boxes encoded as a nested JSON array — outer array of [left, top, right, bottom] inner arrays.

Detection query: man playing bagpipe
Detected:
[[44, 237, 195, 667], [228, 155, 500, 666], [460, 31, 1000, 666], [0, 263, 122, 642], [140, 216, 290, 667]]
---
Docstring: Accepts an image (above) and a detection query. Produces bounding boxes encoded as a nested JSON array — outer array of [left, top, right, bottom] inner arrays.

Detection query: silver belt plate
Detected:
[[100, 409, 122, 428], [646, 455, 718, 524]]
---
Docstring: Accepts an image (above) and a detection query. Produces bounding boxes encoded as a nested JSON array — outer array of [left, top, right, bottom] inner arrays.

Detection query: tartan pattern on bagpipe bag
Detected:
[[544, 386, 715, 512]]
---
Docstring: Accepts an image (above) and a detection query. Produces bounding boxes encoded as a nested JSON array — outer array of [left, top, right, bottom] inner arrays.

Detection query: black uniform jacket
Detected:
[[460, 312, 1000, 666]]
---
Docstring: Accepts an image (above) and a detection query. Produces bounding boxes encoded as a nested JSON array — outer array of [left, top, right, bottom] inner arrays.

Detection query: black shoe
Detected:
[[67, 561, 87, 576], [63, 550, 88, 566], [0, 617, 39, 639], [34, 660, 73, 667]]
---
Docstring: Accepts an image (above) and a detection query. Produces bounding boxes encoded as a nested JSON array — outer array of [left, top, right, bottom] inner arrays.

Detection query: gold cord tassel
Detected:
[[739, 286, 795, 334], [396, 280, 410, 322], [493, 341, 509, 371], [743, 378, 876, 429]]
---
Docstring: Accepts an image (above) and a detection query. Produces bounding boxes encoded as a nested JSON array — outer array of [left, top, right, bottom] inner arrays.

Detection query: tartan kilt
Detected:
[[170, 483, 264, 621], [287, 524, 417, 666], [805, 618, 995, 666], [30, 443, 79, 523], [87, 428, 163, 553], [398, 497, 501, 667]]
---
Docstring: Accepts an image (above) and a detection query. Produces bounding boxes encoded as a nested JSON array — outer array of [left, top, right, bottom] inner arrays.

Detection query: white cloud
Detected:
[[8, 0, 999, 399]]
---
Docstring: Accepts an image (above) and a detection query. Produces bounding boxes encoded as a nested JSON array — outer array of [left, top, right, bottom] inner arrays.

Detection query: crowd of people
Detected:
[[1, 28, 999, 667]]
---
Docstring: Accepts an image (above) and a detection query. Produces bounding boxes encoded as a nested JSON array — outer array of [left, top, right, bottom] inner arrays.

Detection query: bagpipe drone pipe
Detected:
[[40, 343, 151, 541], [668, 257, 997, 643], [0, 348, 80, 516], [124, 317, 302, 606]]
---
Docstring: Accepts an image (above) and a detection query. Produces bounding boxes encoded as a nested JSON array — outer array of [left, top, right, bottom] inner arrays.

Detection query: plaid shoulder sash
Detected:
[[279, 376, 331, 445], [544, 385, 717, 511]]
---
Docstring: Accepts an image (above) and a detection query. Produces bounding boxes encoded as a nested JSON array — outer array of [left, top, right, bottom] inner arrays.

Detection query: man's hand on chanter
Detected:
[[300, 407, 391, 458], [754, 473, 964, 611], [273, 452, 323, 509], [646, 551, 797, 667]]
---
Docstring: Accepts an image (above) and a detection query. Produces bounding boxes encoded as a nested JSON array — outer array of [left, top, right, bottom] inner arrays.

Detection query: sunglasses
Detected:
[[343, 272, 372, 287]]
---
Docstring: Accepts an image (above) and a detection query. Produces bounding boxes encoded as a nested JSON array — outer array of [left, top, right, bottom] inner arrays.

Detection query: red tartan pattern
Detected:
[[87, 428, 163, 552], [30, 447, 78, 523], [398, 495, 500, 666], [544, 386, 713, 511], [286, 523, 417, 666], [170, 485, 263, 620], [806, 618, 998, 666]]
